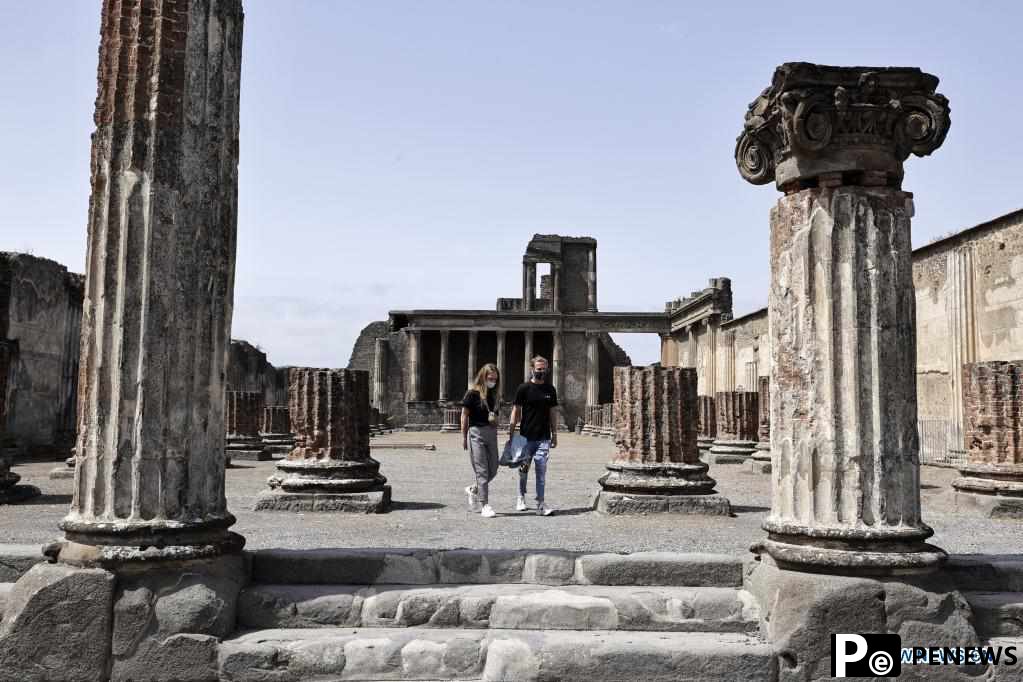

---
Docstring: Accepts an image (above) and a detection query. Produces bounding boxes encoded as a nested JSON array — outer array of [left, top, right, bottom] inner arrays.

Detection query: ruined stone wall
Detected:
[[963, 361, 1023, 462], [560, 243, 590, 313], [348, 321, 407, 426], [723, 308, 769, 392], [0, 253, 83, 456], [226, 340, 288, 406], [913, 210, 1023, 423]]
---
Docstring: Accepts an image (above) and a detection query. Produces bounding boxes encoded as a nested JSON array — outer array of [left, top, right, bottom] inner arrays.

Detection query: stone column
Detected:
[[600, 403, 614, 438], [687, 325, 697, 369], [523, 330, 533, 385], [0, 341, 39, 503], [702, 318, 717, 397], [552, 331, 563, 392], [751, 376, 771, 473], [261, 405, 294, 455], [226, 391, 271, 462], [525, 262, 536, 312], [372, 337, 389, 413], [597, 366, 729, 515], [718, 330, 736, 392], [586, 333, 600, 407], [587, 247, 597, 312], [709, 391, 759, 463], [551, 264, 561, 312], [947, 247, 977, 463], [953, 361, 1023, 518], [406, 329, 421, 402], [257, 368, 390, 512], [438, 330, 450, 402], [467, 331, 478, 381], [697, 395, 716, 456], [736, 62, 950, 572], [56, 0, 245, 565], [495, 330, 507, 403]]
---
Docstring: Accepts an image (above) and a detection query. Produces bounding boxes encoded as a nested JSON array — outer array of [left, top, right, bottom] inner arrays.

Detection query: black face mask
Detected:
[[532, 369, 547, 381]]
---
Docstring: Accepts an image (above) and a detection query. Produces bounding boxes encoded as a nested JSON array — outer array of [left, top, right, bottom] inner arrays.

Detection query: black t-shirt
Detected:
[[462, 389, 496, 427], [514, 381, 559, 441]]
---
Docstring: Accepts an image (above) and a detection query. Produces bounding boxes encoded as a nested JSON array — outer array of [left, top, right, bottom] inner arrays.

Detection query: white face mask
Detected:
[[485, 380, 497, 389]]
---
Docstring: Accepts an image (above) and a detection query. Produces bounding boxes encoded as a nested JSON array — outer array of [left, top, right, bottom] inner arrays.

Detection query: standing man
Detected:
[[508, 355, 558, 516]]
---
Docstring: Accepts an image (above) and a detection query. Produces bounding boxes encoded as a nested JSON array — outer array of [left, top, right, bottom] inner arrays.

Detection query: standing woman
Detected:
[[462, 363, 501, 518]]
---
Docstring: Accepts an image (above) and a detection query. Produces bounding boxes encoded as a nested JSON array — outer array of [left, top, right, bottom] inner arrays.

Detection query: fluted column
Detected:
[[467, 331, 478, 381], [586, 333, 600, 407], [523, 330, 533, 385], [702, 318, 717, 396], [495, 330, 507, 402], [225, 391, 270, 462], [709, 391, 759, 463], [438, 330, 450, 401], [947, 247, 977, 462], [406, 329, 421, 402], [587, 247, 597, 312], [372, 337, 389, 412], [953, 361, 1023, 518], [597, 366, 729, 515], [697, 395, 716, 456], [261, 405, 294, 454], [57, 0, 244, 565], [552, 331, 563, 392], [257, 368, 390, 512], [687, 325, 697, 369], [736, 62, 950, 572], [755, 376, 771, 458], [717, 330, 736, 392]]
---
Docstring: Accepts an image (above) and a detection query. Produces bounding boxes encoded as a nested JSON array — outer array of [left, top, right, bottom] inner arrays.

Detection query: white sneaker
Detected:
[[465, 485, 480, 511], [536, 503, 553, 516], [515, 496, 527, 511], [480, 504, 496, 518]]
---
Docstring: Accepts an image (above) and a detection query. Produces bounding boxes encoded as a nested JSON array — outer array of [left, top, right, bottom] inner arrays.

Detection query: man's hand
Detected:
[[462, 437, 468, 451]]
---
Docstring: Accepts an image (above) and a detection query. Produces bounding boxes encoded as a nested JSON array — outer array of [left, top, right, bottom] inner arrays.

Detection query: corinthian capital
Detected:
[[735, 62, 950, 189]]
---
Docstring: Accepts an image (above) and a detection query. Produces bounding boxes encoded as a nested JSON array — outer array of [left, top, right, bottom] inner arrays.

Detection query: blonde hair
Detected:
[[470, 363, 500, 400], [530, 355, 549, 368]]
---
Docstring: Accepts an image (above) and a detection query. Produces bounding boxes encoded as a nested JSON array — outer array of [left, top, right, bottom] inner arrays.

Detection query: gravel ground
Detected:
[[1, 432, 1019, 556]]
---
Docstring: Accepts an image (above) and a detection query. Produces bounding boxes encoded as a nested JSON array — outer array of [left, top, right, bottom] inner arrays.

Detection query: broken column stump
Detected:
[[256, 367, 391, 512], [261, 405, 295, 455], [597, 366, 730, 515], [708, 391, 758, 464], [737, 62, 950, 574], [226, 391, 271, 462], [953, 360, 1023, 518], [697, 395, 716, 457]]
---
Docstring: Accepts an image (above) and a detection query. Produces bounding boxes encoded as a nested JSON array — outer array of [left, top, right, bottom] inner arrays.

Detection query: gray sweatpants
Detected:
[[467, 425, 499, 505]]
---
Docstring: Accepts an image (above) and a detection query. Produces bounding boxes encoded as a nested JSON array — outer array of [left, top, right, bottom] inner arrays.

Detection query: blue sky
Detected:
[[2, 1, 1021, 366]]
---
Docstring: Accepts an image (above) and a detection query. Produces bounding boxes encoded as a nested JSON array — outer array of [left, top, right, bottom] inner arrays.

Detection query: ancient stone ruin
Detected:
[[256, 367, 390, 513], [597, 365, 730, 515], [708, 390, 758, 464], [226, 391, 272, 462], [260, 404, 294, 454]]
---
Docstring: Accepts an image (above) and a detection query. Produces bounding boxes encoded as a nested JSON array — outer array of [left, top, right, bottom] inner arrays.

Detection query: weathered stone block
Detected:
[[577, 552, 743, 587], [250, 548, 439, 585]]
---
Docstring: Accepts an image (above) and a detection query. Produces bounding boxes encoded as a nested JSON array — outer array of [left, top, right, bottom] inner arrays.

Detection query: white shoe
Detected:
[[536, 503, 553, 516], [465, 485, 480, 511], [480, 504, 496, 518], [515, 496, 527, 511]]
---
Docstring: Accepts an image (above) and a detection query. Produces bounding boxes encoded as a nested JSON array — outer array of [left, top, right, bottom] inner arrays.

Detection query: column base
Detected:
[[50, 457, 76, 479], [227, 436, 272, 461], [255, 485, 392, 513], [952, 465, 1023, 519], [599, 462, 718, 496], [596, 490, 731, 516], [707, 440, 757, 464], [260, 434, 295, 455], [758, 520, 946, 576]]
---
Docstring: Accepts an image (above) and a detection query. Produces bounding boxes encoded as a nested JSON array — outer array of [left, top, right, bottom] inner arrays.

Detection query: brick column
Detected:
[[953, 361, 1023, 518], [737, 62, 949, 572], [261, 405, 294, 455], [697, 395, 716, 456], [597, 366, 729, 515], [709, 391, 758, 463], [256, 368, 390, 512], [56, 0, 244, 565], [226, 391, 271, 462]]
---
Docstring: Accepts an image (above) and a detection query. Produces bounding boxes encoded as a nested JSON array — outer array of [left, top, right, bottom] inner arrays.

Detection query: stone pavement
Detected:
[[1, 432, 1020, 556]]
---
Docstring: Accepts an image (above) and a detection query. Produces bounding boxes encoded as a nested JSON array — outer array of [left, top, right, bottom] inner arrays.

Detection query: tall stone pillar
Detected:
[[751, 376, 772, 474], [496, 330, 507, 402], [947, 247, 977, 462], [406, 329, 421, 402], [709, 391, 759, 463], [953, 361, 1023, 518], [587, 247, 597, 312], [552, 331, 563, 393], [597, 366, 729, 515], [687, 325, 697, 368], [261, 405, 294, 455], [226, 391, 271, 462], [525, 262, 536, 312], [736, 62, 950, 572], [256, 368, 390, 512], [702, 318, 717, 397], [438, 330, 450, 401], [372, 337, 389, 412], [586, 333, 600, 406], [523, 330, 533, 385], [467, 331, 478, 381], [56, 0, 245, 565], [551, 264, 561, 312], [717, 330, 736, 392]]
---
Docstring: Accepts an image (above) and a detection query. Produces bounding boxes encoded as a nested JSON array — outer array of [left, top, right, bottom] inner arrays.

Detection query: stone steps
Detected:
[[965, 591, 1023, 639], [219, 627, 774, 681], [947, 555, 1023, 592], [250, 548, 745, 588], [238, 583, 759, 633]]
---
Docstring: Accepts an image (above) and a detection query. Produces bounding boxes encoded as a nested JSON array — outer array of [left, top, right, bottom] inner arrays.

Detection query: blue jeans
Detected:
[[518, 439, 549, 503]]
